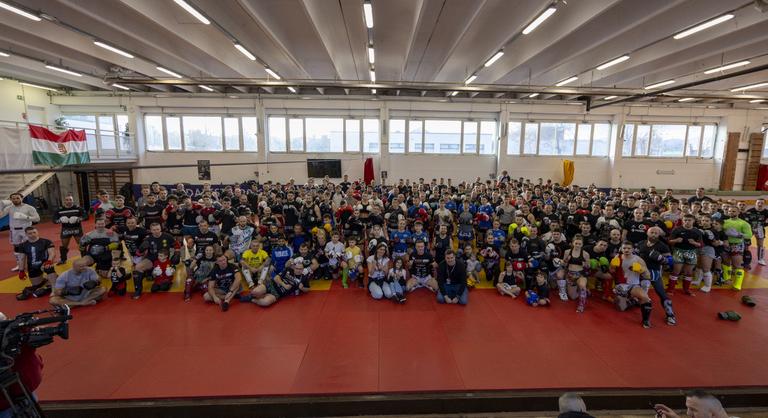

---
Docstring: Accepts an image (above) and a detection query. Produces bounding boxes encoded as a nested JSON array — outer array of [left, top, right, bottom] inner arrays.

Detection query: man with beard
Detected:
[[636, 227, 677, 325]]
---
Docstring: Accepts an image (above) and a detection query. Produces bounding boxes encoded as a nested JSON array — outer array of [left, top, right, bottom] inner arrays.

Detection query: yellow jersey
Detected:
[[241, 249, 269, 270], [345, 246, 363, 268]]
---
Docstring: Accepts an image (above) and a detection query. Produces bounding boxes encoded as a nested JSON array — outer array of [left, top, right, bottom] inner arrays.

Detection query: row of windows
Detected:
[[506, 121, 611, 157], [389, 119, 497, 155], [267, 117, 380, 153], [62, 114, 134, 156], [144, 115, 259, 152], [138, 114, 718, 159], [621, 123, 716, 158]]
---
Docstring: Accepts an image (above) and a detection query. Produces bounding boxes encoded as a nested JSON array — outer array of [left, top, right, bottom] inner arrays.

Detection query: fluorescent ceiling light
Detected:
[[484, 51, 504, 67], [749, 99, 765, 103], [368, 47, 375, 64], [20, 82, 57, 91], [369, 70, 376, 82], [265, 68, 281, 80], [703, 60, 750, 74], [528, 93, 539, 98], [465, 74, 477, 84], [603, 95, 617, 100], [234, 44, 256, 61], [112, 83, 130, 91], [45, 65, 82, 77], [596, 55, 630, 71], [0, 1, 41, 21], [94, 41, 134, 59], [371, 89, 377, 94], [363, 1, 373, 28], [677, 97, 696, 102], [644, 79, 675, 89], [0, 51, 9, 57], [450, 91, 459, 96], [730, 82, 768, 92], [555, 76, 578, 87], [156, 66, 182, 78], [198, 84, 214, 92], [173, 0, 210, 24], [673, 14, 733, 40], [522, 7, 556, 35], [287, 87, 297, 93]]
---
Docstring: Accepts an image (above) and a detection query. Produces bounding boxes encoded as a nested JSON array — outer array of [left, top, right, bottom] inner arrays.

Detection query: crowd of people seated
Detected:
[[2, 171, 765, 328]]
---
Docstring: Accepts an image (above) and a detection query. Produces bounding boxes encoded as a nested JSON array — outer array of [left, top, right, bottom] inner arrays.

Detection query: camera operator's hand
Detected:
[[653, 404, 680, 418], [18, 270, 27, 280]]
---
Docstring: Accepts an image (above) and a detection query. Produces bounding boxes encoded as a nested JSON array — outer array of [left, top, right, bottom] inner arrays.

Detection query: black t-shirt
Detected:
[[410, 251, 434, 277], [120, 226, 148, 255], [670, 227, 703, 250], [139, 204, 164, 228], [282, 201, 301, 226], [636, 240, 670, 270], [141, 233, 176, 261], [17, 239, 53, 270], [433, 234, 451, 263], [209, 263, 239, 291], [214, 209, 237, 235], [109, 266, 127, 283], [624, 219, 650, 245], [53, 205, 86, 230], [193, 230, 220, 256]]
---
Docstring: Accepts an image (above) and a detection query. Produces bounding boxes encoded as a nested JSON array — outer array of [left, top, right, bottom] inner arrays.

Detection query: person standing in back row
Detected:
[[1, 193, 41, 272], [52, 194, 88, 265]]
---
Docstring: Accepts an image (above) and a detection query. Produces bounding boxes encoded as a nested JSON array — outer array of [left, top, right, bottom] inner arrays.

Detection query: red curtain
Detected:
[[363, 157, 374, 185], [757, 164, 768, 191]]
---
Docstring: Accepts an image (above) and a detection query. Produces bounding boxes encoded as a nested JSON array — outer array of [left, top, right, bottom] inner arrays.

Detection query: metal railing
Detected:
[[0, 119, 138, 161]]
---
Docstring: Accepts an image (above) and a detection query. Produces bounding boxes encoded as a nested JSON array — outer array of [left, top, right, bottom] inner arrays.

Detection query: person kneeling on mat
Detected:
[[50, 259, 107, 307], [15, 226, 57, 301], [610, 241, 654, 328], [204, 254, 243, 311], [436, 250, 468, 305]]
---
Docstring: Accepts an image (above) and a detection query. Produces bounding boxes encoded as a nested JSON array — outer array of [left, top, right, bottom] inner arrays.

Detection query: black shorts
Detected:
[[61, 228, 82, 239]]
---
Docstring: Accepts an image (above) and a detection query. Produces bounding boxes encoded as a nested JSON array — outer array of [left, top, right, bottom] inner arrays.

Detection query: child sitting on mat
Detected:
[[150, 249, 175, 293]]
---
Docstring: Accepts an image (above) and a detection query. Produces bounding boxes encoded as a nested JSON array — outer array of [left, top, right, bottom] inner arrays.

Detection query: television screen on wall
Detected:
[[307, 159, 342, 178]]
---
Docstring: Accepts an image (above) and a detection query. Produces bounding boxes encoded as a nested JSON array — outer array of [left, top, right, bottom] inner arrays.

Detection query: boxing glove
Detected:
[[152, 266, 162, 277], [82, 280, 97, 290], [648, 249, 664, 262], [630, 262, 644, 273], [59, 216, 70, 224], [165, 266, 175, 277], [589, 259, 598, 270], [68, 216, 81, 224]]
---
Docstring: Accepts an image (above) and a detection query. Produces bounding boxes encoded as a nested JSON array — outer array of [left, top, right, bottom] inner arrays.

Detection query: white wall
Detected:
[[0, 79, 60, 125], [46, 94, 768, 190]]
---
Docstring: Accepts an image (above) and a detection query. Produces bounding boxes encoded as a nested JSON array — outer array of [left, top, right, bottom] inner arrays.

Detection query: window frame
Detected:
[[621, 121, 717, 159], [143, 113, 259, 153], [508, 120, 611, 157], [393, 117, 497, 156], [266, 115, 375, 154], [62, 113, 134, 159]]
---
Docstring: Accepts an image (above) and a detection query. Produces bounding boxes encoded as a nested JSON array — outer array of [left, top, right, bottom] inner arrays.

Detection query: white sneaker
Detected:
[[758, 259, 766, 266], [700, 285, 711, 293], [559, 290, 568, 301]]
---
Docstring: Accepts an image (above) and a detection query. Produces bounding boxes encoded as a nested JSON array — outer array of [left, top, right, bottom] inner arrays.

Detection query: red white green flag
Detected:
[[29, 125, 90, 166]]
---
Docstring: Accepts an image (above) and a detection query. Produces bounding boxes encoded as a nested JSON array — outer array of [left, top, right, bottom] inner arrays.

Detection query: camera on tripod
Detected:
[[1, 305, 72, 418]]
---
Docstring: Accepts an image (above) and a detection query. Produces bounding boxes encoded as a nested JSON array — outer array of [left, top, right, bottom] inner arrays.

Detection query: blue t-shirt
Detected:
[[490, 228, 507, 248], [390, 230, 412, 253], [411, 231, 429, 246], [270, 245, 294, 274], [477, 204, 495, 229]]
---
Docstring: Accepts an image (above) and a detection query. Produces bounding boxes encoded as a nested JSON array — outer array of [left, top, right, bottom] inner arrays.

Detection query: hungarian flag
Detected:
[[29, 125, 90, 166]]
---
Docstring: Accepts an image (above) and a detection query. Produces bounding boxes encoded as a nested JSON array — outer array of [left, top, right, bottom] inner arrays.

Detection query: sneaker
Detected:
[[15, 289, 32, 301], [666, 316, 677, 326], [32, 286, 52, 298], [576, 304, 584, 313], [642, 320, 651, 329], [132, 293, 141, 300], [396, 294, 407, 303], [759, 259, 766, 266], [559, 291, 568, 301], [221, 301, 229, 312]]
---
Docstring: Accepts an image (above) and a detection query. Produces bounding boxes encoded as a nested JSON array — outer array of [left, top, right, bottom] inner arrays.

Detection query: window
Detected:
[[289, 118, 304, 151], [144, 115, 163, 151], [539, 122, 575, 156], [622, 122, 717, 158], [345, 119, 360, 152], [65, 114, 134, 158], [523, 123, 539, 154], [183, 116, 222, 151], [117, 115, 132, 154], [592, 123, 610, 156], [463, 121, 477, 153], [306, 118, 343, 153], [166, 117, 182, 150], [576, 124, 591, 155], [409, 120, 423, 153], [363, 119, 379, 153], [507, 122, 521, 155], [242, 117, 258, 151], [223, 117, 240, 151], [424, 120, 462, 154], [98, 116, 116, 151], [479, 121, 496, 155], [389, 119, 405, 153], [622, 124, 634, 156], [268, 117, 287, 152]]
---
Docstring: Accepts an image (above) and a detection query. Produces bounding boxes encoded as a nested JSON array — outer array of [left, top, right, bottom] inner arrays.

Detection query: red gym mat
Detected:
[[1, 285, 766, 402]]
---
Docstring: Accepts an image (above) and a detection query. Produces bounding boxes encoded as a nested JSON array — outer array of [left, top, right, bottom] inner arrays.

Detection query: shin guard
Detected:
[[641, 302, 652, 322], [733, 268, 745, 290]]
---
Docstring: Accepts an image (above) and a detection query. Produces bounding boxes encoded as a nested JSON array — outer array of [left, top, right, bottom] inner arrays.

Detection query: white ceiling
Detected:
[[0, 0, 767, 106]]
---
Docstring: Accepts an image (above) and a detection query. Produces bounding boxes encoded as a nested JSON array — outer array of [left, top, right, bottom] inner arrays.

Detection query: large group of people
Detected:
[[2, 172, 765, 328]]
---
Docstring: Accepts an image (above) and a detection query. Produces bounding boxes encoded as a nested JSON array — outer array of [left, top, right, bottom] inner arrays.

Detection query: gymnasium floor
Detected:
[[1, 221, 767, 403]]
